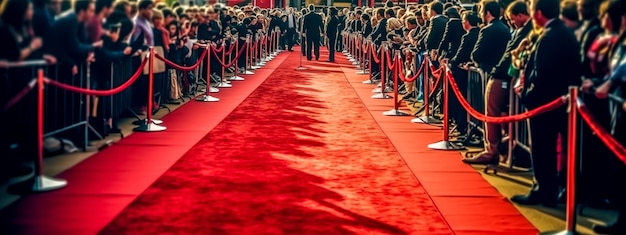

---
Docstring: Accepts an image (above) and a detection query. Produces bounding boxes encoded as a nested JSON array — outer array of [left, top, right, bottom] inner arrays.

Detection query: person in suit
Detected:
[[285, 8, 297, 51], [369, 8, 387, 80], [425, 1, 448, 61], [447, 11, 480, 139], [299, 8, 309, 56], [303, 4, 323, 61], [464, 0, 532, 164], [438, 7, 463, 61], [470, 0, 511, 73], [326, 7, 340, 62], [511, 0, 581, 207]]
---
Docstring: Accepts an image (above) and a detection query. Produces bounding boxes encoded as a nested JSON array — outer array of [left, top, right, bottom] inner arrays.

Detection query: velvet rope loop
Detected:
[[370, 44, 381, 63], [446, 69, 567, 123], [45, 58, 148, 96], [577, 103, 626, 165], [211, 42, 246, 68], [155, 48, 208, 71], [2, 78, 37, 111]]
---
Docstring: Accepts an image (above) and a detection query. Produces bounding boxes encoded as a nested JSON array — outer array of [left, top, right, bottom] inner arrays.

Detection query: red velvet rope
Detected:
[[155, 48, 208, 71], [370, 44, 381, 63], [578, 104, 626, 165], [398, 58, 424, 83], [224, 42, 236, 55], [210, 42, 246, 68], [385, 50, 396, 70], [2, 78, 36, 111], [446, 69, 567, 123], [45, 58, 148, 96]]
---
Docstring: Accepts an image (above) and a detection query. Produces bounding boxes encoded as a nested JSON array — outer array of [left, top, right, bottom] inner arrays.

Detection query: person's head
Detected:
[[113, 0, 131, 18], [152, 9, 163, 26], [73, 0, 95, 22], [376, 8, 385, 20], [328, 7, 338, 17], [560, 0, 580, 29], [0, 0, 33, 29], [162, 8, 177, 25], [167, 20, 179, 37], [462, 11, 480, 30], [137, 0, 154, 19], [48, 0, 62, 14], [531, 0, 560, 27], [308, 4, 314, 12], [506, 0, 530, 28], [578, 0, 599, 21], [444, 6, 460, 18], [430, 1, 444, 16], [361, 13, 370, 23], [415, 10, 425, 26], [406, 16, 418, 29], [95, 0, 114, 17], [155, 2, 166, 10], [385, 8, 395, 18], [480, 1, 501, 23], [599, 0, 626, 33]]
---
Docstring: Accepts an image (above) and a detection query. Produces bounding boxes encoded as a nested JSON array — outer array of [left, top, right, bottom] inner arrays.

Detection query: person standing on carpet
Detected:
[[303, 4, 323, 61], [325, 7, 340, 62]]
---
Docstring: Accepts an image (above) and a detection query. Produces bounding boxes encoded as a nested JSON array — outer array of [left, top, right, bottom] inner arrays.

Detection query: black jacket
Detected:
[[438, 18, 463, 59], [471, 19, 511, 72], [426, 15, 448, 50], [490, 21, 534, 80], [450, 27, 479, 67]]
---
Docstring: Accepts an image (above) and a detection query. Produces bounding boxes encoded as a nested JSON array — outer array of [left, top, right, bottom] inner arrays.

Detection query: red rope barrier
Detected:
[[578, 104, 626, 164], [45, 58, 148, 96], [210, 42, 246, 68], [385, 49, 396, 70], [155, 48, 207, 71], [446, 69, 567, 123], [2, 78, 36, 111], [398, 56, 424, 83], [370, 44, 381, 63]]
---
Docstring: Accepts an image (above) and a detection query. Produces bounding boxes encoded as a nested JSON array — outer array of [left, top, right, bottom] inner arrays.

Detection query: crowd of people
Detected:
[[1, 0, 626, 233]]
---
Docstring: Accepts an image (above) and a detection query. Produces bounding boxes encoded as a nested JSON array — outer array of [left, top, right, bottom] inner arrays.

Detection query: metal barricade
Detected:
[[464, 67, 487, 146], [506, 77, 532, 169]]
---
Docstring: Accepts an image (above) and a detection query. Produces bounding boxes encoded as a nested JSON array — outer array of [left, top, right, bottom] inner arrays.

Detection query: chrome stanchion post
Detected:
[[197, 46, 220, 102], [252, 35, 261, 69], [428, 66, 464, 150], [412, 56, 441, 124], [135, 47, 167, 131], [384, 51, 411, 116], [31, 69, 68, 192], [357, 35, 368, 75], [363, 41, 375, 84], [243, 35, 254, 75], [541, 87, 579, 235], [372, 43, 391, 99], [230, 40, 245, 81], [217, 41, 232, 88]]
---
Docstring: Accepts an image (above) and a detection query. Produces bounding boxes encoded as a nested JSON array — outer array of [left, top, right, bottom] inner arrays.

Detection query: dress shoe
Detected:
[[510, 193, 557, 207], [593, 215, 626, 234], [462, 153, 498, 165], [326, 60, 334, 62]]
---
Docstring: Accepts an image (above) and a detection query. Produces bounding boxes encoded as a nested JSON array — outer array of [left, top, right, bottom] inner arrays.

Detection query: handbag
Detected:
[[169, 69, 182, 100]]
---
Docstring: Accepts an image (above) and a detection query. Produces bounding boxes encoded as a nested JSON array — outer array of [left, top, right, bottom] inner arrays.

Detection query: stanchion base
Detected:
[[352, 62, 359, 66], [242, 71, 255, 75], [411, 116, 442, 124], [428, 141, 465, 150], [373, 87, 393, 93], [539, 231, 579, 235], [196, 95, 220, 102], [372, 93, 392, 99], [209, 87, 220, 93], [356, 71, 368, 75], [217, 82, 233, 88], [229, 76, 245, 81], [259, 62, 266, 66], [362, 80, 376, 84], [349, 58, 356, 62], [251, 66, 261, 70], [383, 109, 411, 116], [133, 122, 167, 132], [296, 66, 308, 71], [32, 175, 67, 192], [132, 119, 163, 125]]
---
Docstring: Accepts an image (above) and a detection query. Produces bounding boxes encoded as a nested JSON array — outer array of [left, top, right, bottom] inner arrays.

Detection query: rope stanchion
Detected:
[[155, 48, 207, 71], [30, 68, 68, 192], [215, 42, 233, 88], [357, 36, 368, 75], [446, 70, 567, 123], [2, 78, 36, 112], [428, 64, 465, 150], [411, 56, 441, 124], [578, 101, 626, 163], [45, 58, 148, 96], [242, 36, 254, 75], [197, 45, 220, 102], [383, 53, 411, 116], [363, 40, 376, 84], [134, 47, 166, 132], [230, 40, 245, 81], [372, 43, 392, 99]]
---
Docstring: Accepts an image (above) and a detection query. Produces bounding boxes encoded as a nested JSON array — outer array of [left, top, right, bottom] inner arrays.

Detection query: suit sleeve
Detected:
[[437, 21, 453, 57], [470, 27, 488, 65], [450, 34, 469, 65]]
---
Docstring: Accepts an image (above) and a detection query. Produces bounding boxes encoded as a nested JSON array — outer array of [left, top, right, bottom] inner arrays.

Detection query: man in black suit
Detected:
[[369, 8, 387, 79], [470, 0, 511, 73], [303, 4, 323, 61], [325, 7, 340, 62], [299, 8, 308, 57], [425, 1, 448, 61], [437, 7, 463, 61], [464, 0, 532, 164], [511, 0, 581, 207], [448, 12, 480, 139]]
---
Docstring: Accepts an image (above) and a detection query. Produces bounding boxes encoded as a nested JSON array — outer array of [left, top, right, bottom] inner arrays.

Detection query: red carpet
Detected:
[[1, 52, 288, 235], [99, 48, 453, 234]]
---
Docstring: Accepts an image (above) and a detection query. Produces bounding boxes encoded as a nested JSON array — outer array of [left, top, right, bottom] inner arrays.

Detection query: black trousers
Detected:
[[528, 106, 567, 198], [328, 36, 336, 61], [306, 35, 320, 60], [450, 66, 468, 133], [285, 28, 296, 50]]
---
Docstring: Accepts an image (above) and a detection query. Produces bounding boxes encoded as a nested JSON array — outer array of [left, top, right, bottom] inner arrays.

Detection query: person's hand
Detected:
[[123, 47, 132, 55], [596, 81, 612, 99], [581, 79, 594, 93], [514, 85, 523, 95], [86, 52, 95, 62], [72, 65, 78, 75], [43, 54, 57, 64], [92, 40, 103, 48], [30, 37, 43, 50]]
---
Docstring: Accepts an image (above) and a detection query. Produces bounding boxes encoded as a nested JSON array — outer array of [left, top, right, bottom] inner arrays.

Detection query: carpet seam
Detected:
[[336, 61, 457, 235]]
